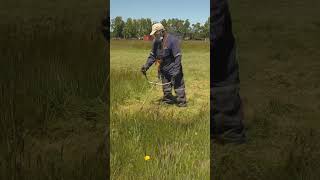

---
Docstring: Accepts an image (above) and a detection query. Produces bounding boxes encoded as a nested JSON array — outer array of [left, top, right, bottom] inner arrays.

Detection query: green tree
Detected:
[[203, 17, 210, 38], [135, 19, 143, 38], [132, 19, 139, 38], [182, 19, 191, 38], [111, 16, 125, 38], [161, 19, 167, 29], [175, 19, 185, 34], [191, 23, 200, 39], [137, 18, 152, 37], [111, 17, 209, 40], [123, 18, 133, 38]]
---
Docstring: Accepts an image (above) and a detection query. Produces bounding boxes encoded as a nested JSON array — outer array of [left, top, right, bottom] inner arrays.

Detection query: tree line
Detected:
[[111, 16, 209, 40]]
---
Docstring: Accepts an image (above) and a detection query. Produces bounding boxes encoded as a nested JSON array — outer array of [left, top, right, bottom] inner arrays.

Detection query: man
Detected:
[[211, 0, 246, 144], [141, 23, 187, 107]]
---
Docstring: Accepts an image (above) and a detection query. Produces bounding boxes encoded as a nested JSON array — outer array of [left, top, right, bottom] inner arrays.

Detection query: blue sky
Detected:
[[110, 0, 209, 25]]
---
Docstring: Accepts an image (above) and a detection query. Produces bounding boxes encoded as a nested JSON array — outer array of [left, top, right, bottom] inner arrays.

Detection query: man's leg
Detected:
[[211, 83, 245, 143], [211, 0, 246, 144], [160, 73, 175, 104], [173, 71, 187, 106]]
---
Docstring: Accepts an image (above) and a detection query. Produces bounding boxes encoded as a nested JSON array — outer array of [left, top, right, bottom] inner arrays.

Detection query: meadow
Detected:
[[0, 1, 109, 179], [110, 40, 210, 179], [1, 0, 320, 179]]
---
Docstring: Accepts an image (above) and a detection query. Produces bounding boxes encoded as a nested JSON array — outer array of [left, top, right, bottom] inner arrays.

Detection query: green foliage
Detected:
[[111, 16, 125, 38], [111, 16, 209, 40]]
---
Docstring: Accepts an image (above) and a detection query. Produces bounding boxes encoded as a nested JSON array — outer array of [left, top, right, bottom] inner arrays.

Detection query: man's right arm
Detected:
[[143, 40, 158, 70]]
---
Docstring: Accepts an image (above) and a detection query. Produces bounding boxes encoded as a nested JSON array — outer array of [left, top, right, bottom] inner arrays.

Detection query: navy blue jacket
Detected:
[[144, 33, 182, 76]]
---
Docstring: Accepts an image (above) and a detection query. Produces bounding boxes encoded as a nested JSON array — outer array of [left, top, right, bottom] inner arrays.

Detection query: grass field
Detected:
[[212, 0, 320, 179], [110, 40, 210, 179], [0, 1, 109, 179], [2, 0, 320, 179]]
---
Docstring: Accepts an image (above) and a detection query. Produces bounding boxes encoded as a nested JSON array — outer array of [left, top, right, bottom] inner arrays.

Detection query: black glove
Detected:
[[141, 65, 147, 75]]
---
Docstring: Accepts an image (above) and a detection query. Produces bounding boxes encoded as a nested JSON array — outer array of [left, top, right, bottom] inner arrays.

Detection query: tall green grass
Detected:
[[110, 40, 210, 179], [0, 2, 109, 179], [211, 0, 320, 179]]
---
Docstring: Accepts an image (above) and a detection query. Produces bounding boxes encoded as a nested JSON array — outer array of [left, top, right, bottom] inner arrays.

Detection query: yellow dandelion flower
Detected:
[[144, 155, 151, 161]]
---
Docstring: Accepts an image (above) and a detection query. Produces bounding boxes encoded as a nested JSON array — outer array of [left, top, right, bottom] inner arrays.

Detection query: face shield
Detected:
[[154, 30, 164, 41]]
